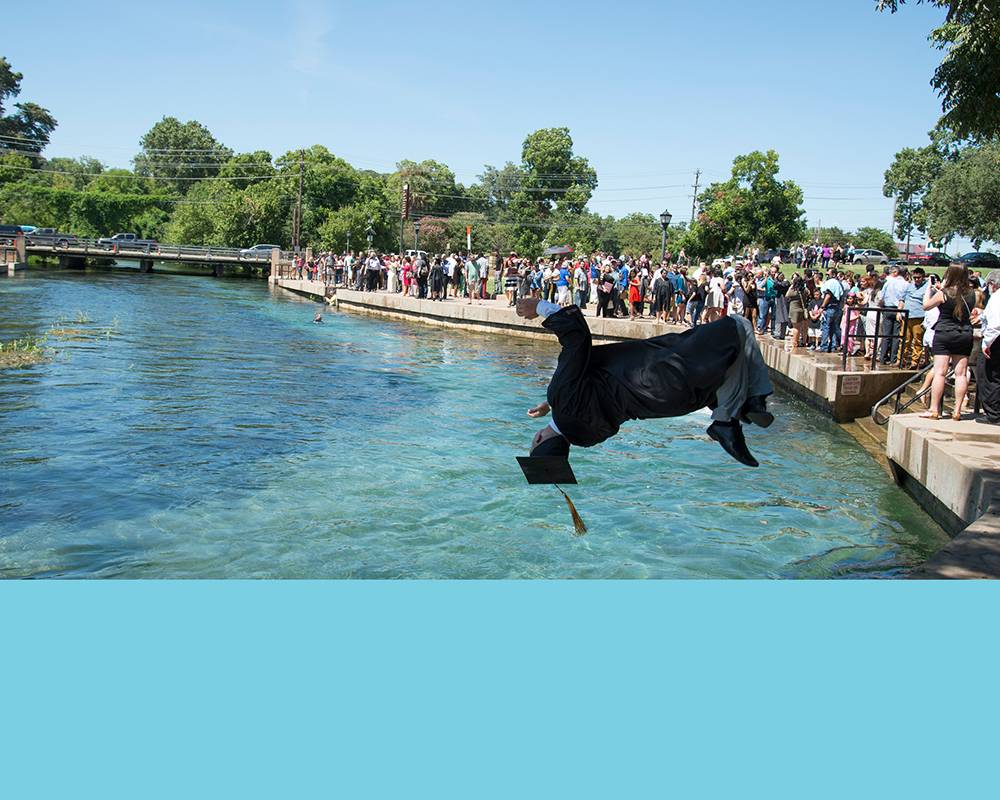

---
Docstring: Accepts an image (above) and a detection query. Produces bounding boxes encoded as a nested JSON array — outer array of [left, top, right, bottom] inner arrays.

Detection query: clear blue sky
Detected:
[[10, 0, 953, 244]]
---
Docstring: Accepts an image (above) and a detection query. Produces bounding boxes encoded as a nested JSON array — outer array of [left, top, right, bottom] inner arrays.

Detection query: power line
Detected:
[[0, 163, 292, 182]]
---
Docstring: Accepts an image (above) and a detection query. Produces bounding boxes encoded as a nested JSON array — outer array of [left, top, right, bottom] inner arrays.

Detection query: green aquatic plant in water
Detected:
[[0, 335, 48, 369], [48, 311, 120, 340]]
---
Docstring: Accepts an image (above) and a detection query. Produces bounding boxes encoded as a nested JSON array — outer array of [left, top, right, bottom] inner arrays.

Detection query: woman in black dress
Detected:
[[922, 265, 981, 419], [428, 257, 445, 300]]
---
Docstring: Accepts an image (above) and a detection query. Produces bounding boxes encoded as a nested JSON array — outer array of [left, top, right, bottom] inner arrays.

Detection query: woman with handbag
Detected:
[[786, 276, 809, 348], [594, 265, 613, 318]]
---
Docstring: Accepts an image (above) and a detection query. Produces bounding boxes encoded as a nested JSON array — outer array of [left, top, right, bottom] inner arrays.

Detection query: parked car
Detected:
[[908, 251, 953, 268], [957, 251, 1000, 270], [98, 232, 158, 250], [755, 248, 791, 265], [240, 244, 281, 259], [404, 249, 429, 262], [851, 249, 889, 266], [25, 228, 78, 247], [0, 224, 24, 245]]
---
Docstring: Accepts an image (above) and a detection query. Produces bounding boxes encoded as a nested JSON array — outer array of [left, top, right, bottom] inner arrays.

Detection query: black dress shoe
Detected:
[[740, 395, 774, 428], [707, 420, 759, 467]]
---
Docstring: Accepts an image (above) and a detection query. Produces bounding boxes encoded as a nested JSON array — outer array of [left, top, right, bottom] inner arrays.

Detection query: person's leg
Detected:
[[878, 314, 893, 362], [712, 315, 774, 422], [927, 354, 950, 416], [977, 352, 1000, 421], [756, 298, 768, 333], [952, 356, 969, 418], [820, 308, 832, 351]]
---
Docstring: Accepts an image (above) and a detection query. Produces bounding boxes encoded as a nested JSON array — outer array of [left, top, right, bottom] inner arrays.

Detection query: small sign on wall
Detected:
[[842, 375, 862, 396]]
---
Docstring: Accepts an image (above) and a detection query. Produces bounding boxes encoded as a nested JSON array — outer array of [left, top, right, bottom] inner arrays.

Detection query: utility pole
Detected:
[[690, 169, 701, 225], [292, 150, 304, 252]]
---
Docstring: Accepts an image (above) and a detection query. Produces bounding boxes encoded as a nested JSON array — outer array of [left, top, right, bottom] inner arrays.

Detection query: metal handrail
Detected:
[[22, 237, 291, 263], [840, 304, 910, 369], [871, 363, 939, 425]]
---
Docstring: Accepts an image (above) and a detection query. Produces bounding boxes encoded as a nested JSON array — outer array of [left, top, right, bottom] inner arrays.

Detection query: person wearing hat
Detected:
[[515, 297, 774, 479], [977, 270, 1000, 425]]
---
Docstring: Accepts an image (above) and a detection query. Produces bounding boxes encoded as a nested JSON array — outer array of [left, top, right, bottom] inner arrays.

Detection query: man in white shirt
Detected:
[[976, 270, 1000, 425]]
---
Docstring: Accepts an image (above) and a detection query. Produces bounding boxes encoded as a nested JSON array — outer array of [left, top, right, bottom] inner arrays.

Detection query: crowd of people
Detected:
[[283, 248, 998, 424]]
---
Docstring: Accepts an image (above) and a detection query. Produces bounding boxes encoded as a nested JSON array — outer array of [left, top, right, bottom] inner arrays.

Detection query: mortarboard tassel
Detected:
[[556, 486, 587, 536]]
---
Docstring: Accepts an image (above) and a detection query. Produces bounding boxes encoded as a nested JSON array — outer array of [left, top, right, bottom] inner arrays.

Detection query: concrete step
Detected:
[[839, 419, 892, 476], [856, 415, 889, 448]]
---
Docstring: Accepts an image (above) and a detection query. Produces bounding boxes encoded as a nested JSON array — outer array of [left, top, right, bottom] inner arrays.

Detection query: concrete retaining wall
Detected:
[[887, 415, 1000, 533]]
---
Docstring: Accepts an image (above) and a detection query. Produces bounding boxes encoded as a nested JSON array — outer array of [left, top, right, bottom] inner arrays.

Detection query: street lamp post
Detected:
[[659, 209, 673, 262], [413, 220, 421, 252]]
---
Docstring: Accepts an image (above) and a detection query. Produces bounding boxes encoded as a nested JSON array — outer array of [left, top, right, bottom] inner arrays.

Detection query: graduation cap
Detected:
[[516, 455, 577, 485], [516, 433, 586, 534]]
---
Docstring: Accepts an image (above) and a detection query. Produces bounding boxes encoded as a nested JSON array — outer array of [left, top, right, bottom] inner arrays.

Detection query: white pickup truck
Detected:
[[98, 232, 158, 250]]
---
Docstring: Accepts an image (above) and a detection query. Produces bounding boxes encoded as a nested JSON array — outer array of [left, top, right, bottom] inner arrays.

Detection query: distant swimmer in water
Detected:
[[313, 312, 324, 324]]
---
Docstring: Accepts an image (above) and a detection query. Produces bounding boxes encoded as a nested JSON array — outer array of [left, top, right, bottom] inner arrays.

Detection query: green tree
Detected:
[[43, 156, 105, 190], [878, 2, 1000, 140], [134, 117, 232, 195], [614, 212, 662, 257], [0, 57, 57, 156], [87, 168, 153, 196], [883, 144, 943, 253], [0, 151, 32, 188], [520, 127, 597, 216], [218, 151, 276, 189], [386, 159, 466, 217], [852, 226, 898, 257], [923, 139, 1000, 247], [277, 145, 360, 244], [690, 150, 805, 256], [473, 162, 527, 211]]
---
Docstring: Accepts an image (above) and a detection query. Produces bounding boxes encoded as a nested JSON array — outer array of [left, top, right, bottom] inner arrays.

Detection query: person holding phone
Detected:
[[922, 266, 980, 420]]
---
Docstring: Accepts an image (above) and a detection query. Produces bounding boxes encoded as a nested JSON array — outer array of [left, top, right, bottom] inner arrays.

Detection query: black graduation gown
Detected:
[[542, 307, 742, 447]]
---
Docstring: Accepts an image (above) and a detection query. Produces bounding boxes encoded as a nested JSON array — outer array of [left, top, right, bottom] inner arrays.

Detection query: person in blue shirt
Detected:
[[755, 270, 778, 334], [819, 268, 844, 352], [616, 262, 630, 316], [900, 267, 928, 369], [879, 265, 911, 364], [556, 263, 572, 306]]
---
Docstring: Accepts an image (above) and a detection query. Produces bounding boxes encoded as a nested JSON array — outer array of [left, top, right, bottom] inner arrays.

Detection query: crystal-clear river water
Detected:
[[0, 270, 946, 578]]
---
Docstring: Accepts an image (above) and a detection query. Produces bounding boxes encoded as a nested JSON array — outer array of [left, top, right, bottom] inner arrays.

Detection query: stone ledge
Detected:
[[887, 414, 1000, 530]]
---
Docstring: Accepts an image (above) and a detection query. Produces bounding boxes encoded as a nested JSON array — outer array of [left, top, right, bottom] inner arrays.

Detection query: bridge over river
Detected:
[[3, 236, 293, 277]]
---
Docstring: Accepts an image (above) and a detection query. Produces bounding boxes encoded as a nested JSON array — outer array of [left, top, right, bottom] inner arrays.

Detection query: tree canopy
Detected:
[[0, 57, 57, 156], [681, 150, 805, 256], [878, 1, 1000, 140], [133, 116, 233, 195]]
